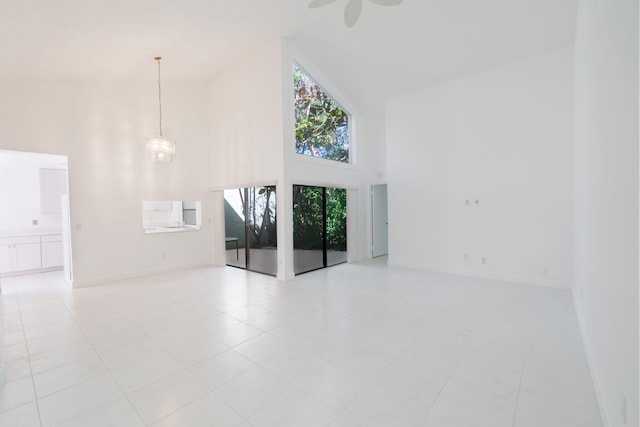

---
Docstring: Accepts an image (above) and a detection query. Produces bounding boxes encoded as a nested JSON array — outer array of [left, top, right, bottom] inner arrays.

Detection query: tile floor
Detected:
[[0, 259, 602, 426]]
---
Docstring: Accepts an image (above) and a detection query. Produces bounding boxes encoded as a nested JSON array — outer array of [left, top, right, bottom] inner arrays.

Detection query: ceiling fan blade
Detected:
[[369, 0, 403, 5], [308, 0, 339, 8], [344, 0, 363, 27]]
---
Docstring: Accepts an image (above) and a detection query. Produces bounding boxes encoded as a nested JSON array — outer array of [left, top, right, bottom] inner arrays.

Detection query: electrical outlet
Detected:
[[32, 219, 38, 225], [463, 253, 468, 261], [481, 257, 486, 264]]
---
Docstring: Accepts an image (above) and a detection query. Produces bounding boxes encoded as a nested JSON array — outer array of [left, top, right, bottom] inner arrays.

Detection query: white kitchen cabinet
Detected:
[[143, 200, 173, 212], [40, 168, 67, 213], [41, 234, 63, 268], [15, 243, 42, 271], [0, 244, 11, 272], [0, 236, 42, 273]]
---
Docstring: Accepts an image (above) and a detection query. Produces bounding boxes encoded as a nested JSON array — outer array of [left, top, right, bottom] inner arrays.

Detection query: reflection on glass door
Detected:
[[326, 187, 347, 266], [224, 186, 277, 276], [293, 185, 347, 275]]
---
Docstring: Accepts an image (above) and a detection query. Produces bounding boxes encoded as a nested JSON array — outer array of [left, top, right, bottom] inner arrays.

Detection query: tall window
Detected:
[[294, 64, 350, 163]]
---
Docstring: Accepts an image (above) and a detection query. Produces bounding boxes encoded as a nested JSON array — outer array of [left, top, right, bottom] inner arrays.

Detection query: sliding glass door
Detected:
[[293, 185, 347, 275], [325, 187, 347, 267], [224, 186, 277, 276]]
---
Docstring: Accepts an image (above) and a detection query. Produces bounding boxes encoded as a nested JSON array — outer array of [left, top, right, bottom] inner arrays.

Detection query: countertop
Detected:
[[0, 228, 63, 238], [144, 225, 199, 234]]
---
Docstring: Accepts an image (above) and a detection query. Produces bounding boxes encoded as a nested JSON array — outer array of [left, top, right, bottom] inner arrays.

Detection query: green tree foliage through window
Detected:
[[293, 186, 346, 251], [294, 64, 350, 163]]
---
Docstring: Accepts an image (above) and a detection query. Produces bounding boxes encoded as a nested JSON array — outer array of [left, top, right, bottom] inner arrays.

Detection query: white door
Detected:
[[372, 184, 388, 257]]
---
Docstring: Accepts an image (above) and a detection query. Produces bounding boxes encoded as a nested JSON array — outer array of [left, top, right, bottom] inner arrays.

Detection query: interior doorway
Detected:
[[223, 186, 277, 276], [372, 184, 388, 257], [0, 150, 73, 284], [293, 185, 347, 275]]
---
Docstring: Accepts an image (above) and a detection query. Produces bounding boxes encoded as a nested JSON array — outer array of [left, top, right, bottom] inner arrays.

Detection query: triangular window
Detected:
[[293, 64, 350, 163]]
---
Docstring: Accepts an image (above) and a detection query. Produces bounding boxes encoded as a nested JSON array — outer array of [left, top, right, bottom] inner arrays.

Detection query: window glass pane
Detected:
[[326, 187, 347, 267], [294, 64, 350, 163], [247, 186, 277, 276], [293, 185, 347, 275], [224, 189, 246, 269], [224, 187, 277, 276], [293, 185, 324, 274]]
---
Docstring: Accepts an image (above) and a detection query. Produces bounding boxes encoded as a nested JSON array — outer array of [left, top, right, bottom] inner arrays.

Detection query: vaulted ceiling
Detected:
[[0, 0, 577, 105]]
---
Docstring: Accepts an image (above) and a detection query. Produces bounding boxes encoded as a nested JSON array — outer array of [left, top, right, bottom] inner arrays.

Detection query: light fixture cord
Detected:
[[156, 57, 163, 137]]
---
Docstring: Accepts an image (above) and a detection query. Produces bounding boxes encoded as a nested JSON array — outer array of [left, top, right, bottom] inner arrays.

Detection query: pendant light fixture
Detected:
[[146, 56, 175, 162]]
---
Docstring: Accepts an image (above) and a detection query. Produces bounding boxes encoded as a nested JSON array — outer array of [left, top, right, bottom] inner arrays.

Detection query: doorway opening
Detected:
[[0, 150, 73, 285], [293, 185, 347, 275], [223, 186, 277, 276]]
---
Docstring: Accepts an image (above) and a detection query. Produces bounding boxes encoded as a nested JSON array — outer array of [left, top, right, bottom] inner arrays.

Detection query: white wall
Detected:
[[0, 160, 64, 230], [0, 79, 213, 286], [386, 47, 574, 287], [573, 0, 639, 425], [208, 40, 285, 188]]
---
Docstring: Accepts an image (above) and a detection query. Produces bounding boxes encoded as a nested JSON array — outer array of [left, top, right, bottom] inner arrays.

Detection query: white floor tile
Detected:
[[329, 415, 362, 427], [99, 338, 165, 370], [188, 349, 257, 390], [88, 328, 147, 353], [449, 356, 522, 400], [151, 391, 246, 427], [33, 353, 108, 397], [166, 335, 229, 368], [373, 355, 450, 406], [426, 379, 517, 427], [0, 265, 603, 427], [2, 341, 29, 362], [261, 346, 326, 382], [2, 357, 31, 383], [514, 403, 590, 427], [111, 353, 184, 393], [233, 333, 293, 363], [297, 363, 370, 412], [0, 401, 41, 427], [420, 414, 474, 427], [212, 323, 264, 347], [250, 389, 339, 427], [29, 342, 96, 374], [215, 366, 293, 418], [329, 345, 397, 379], [0, 376, 36, 414], [344, 384, 428, 427], [126, 369, 210, 425], [37, 374, 124, 427], [26, 330, 88, 355], [57, 398, 145, 427]]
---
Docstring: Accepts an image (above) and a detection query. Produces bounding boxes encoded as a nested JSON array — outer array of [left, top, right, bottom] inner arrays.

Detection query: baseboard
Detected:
[[386, 259, 571, 289], [0, 266, 63, 278], [71, 263, 216, 288], [573, 291, 610, 427]]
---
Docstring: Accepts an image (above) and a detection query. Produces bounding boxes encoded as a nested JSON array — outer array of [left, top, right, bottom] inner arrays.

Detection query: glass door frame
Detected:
[[293, 184, 347, 275]]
